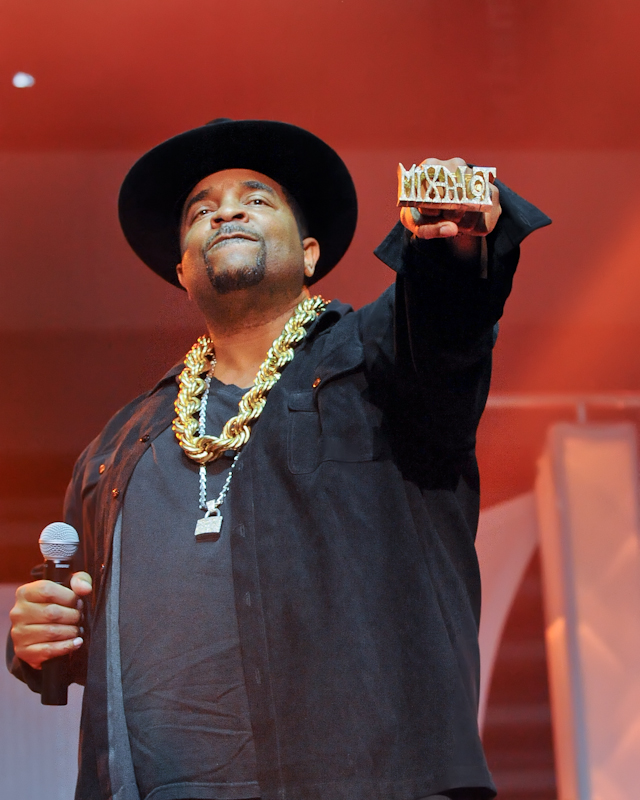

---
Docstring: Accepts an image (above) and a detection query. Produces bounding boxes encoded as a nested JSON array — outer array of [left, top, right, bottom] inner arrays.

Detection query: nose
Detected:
[[212, 196, 248, 225]]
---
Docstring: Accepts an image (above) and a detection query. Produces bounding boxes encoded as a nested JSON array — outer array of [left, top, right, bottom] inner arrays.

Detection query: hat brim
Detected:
[[118, 119, 358, 288]]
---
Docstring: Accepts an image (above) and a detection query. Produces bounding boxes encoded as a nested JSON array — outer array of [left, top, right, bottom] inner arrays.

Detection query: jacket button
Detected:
[[98, 464, 106, 474], [112, 488, 120, 499], [139, 434, 150, 443], [100, 563, 106, 573], [312, 377, 321, 388]]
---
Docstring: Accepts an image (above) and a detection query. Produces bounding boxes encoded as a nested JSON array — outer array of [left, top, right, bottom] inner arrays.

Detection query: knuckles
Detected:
[[420, 156, 467, 168], [40, 581, 65, 603], [40, 642, 56, 661], [42, 603, 63, 623], [45, 624, 70, 640]]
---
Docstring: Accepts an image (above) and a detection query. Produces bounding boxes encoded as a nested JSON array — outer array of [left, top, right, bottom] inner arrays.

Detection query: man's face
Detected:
[[177, 169, 317, 301]]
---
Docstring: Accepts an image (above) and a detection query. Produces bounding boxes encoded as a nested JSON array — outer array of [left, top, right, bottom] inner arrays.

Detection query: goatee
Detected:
[[203, 227, 267, 295]]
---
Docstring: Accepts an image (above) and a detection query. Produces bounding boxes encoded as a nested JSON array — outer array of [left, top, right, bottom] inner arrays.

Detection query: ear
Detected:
[[302, 237, 320, 279], [176, 262, 192, 299]]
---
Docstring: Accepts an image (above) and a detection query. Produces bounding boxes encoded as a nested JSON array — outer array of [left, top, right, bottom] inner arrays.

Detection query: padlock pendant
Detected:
[[194, 510, 222, 542]]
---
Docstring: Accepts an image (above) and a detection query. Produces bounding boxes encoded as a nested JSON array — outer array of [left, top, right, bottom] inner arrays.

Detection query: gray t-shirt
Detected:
[[120, 379, 260, 800]]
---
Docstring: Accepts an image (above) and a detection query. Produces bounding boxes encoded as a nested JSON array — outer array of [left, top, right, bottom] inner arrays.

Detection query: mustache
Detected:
[[203, 223, 262, 253]]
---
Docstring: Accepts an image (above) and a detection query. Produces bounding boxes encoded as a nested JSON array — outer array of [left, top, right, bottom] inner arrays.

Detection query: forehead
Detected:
[[183, 168, 286, 207]]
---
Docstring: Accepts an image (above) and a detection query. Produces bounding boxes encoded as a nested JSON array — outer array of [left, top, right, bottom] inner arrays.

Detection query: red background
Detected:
[[3, 0, 640, 564], [2, 2, 639, 796]]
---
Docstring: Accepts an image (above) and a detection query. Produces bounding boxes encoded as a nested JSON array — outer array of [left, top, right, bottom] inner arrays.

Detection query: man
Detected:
[[8, 118, 550, 800]]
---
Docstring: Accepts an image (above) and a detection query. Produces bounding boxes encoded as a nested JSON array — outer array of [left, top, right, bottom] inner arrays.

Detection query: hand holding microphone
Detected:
[[9, 522, 92, 705]]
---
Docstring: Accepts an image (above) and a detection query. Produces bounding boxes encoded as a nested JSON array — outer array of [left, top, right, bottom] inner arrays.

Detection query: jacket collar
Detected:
[[146, 298, 354, 395]]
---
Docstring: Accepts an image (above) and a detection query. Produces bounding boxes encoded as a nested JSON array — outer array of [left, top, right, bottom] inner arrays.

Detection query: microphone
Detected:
[[38, 522, 80, 706]]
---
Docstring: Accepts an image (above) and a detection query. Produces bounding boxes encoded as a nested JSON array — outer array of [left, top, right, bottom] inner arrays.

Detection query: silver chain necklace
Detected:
[[193, 360, 241, 541]]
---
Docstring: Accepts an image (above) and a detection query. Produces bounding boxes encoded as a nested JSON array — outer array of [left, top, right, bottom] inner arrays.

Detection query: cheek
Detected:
[[265, 225, 304, 263], [180, 221, 210, 256], [179, 236, 194, 263], [178, 252, 207, 290]]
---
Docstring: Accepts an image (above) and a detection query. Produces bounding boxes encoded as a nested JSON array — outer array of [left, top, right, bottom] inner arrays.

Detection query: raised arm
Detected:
[[368, 158, 551, 477]]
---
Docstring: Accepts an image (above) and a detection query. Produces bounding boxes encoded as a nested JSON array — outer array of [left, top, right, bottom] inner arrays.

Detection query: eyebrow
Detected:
[[241, 180, 276, 196], [181, 180, 278, 223]]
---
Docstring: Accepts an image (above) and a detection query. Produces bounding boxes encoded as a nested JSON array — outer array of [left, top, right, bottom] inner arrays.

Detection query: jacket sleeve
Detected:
[[368, 180, 551, 473]]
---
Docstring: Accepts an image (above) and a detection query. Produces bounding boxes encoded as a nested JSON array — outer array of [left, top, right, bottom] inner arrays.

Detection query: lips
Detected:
[[208, 232, 258, 249]]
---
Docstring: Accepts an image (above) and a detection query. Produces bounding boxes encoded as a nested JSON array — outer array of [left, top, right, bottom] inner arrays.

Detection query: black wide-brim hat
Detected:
[[118, 118, 358, 288]]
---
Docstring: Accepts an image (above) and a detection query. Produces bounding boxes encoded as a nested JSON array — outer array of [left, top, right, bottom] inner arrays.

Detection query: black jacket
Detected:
[[9, 185, 551, 800]]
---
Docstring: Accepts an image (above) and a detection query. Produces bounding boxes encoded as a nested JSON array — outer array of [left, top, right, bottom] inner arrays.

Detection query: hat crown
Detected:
[[118, 118, 358, 288]]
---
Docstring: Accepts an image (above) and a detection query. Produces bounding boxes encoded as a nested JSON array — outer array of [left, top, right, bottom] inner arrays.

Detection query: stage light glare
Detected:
[[12, 72, 35, 88]]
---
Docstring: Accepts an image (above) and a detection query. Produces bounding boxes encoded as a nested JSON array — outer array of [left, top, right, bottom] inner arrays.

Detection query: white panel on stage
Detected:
[[476, 491, 539, 731], [537, 423, 640, 800], [0, 584, 82, 800]]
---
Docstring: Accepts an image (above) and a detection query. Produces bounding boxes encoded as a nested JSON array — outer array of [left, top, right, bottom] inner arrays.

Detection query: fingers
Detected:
[[10, 583, 83, 635], [14, 579, 79, 609], [455, 182, 500, 235], [11, 613, 85, 670], [399, 156, 501, 239], [420, 156, 467, 170], [13, 631, 84, 670], [400, 176, 501, 239], [9, 578, 90, 670]]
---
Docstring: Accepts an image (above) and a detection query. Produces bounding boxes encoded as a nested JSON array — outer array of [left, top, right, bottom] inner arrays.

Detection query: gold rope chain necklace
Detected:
[[173, 294, 327, 466]]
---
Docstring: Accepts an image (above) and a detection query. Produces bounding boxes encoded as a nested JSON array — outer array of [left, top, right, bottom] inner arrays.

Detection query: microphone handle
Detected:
[[41, 560, 74, 706]]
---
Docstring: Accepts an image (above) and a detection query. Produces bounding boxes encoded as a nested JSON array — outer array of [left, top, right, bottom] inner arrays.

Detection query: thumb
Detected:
[[400, 206, 458, 239], [70, 571, 93, 595]]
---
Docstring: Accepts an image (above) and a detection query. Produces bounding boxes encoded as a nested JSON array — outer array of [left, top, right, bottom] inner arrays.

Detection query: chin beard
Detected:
[[204, 241, 267, 295]]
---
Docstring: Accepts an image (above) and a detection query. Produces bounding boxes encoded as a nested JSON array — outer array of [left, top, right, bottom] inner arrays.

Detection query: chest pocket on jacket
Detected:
[[81, 450, 115, 499], [287, 375, 383, 474]]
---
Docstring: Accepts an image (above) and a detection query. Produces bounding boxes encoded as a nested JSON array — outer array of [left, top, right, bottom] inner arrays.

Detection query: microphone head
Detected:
[[39, 522, 80, 561]]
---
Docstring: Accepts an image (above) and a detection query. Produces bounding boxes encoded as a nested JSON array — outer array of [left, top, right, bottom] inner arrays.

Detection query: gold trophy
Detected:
[[397, 163, 496, 212]]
